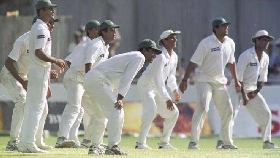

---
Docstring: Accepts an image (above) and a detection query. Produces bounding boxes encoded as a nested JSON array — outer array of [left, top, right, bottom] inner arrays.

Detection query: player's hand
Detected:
[[247, 91, 257, 100], [55, 59, 66, 69], [21, 80, 28, 90], [166, 100, 175, 111], [50, 70, 59, 79], [114, 99, 124, 110], [179, 80, 188, 93], [46, 86, 52, 99], [235, 81, 241, 93], [242, 93, 250, 106], [173, 90, 181, 102]]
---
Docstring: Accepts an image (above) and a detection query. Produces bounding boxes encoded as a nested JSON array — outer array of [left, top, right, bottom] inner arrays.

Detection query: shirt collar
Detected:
[[161, 46, 174, 59], [211, 33, 229, 44], [250, 47, 264, 62]]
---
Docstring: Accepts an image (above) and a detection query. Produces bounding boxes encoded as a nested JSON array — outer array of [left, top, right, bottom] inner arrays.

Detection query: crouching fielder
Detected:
[[136, 30, 181, 150], [83, 39, 160, 155], [232, 30, 278, 149]]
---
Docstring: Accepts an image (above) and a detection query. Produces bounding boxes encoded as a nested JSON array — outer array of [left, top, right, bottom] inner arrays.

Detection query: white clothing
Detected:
[[191, 34, 235, 84], [137, 47, 179, 144], [84, 51, 145, 147]]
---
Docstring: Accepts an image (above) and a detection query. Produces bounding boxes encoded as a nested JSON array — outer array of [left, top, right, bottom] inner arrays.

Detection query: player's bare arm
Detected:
[[35, 48, 66, 69], [228, 62, 241, 92], [179, 62, 197, 93], [5, 57, 28, 90]]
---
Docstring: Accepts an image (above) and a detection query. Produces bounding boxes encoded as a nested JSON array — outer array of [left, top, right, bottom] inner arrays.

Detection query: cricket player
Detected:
[[179, 17, 241, 149], [83, 39, 161, 155], [17, 0, 66, 153], [135, 30, 181, 150], [55, 20, 101, 148], [0, 17, 59, 151], [231, 30, 278, 149], [56, 20, 119, 148]]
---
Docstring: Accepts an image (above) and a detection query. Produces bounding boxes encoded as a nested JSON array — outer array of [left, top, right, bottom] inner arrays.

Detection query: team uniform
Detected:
[[231, 47, 274, 147], [18, 19, 52, 152], [57, 36, 109, 147], [189, 34, 235, 148], [136, 47, 179, 149], [83, 51, 145, 154], [0, 31, 48, 150]]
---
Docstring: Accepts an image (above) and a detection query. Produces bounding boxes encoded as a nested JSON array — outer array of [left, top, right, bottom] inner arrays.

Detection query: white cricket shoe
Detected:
[[188, 141, 199, 149], [135, 142, 152, 149], [222, 144, 238, 149], [158, 143, 177, 150], [18, 142, 46, 153], [37, 143, 53, 150], [263, 141, 279, 149], [88, 144, 105, 155], [81, 139, 91, 148], [55, 137, 76, 148], [216, 140, 224, 149], [6, 140, 18, 151]]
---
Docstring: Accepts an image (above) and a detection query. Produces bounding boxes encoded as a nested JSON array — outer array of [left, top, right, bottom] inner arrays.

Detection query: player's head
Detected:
[[212, 17, 230, 36], [35, 0, 57, 22], [85, 20, 100, 39], [138, 39, 162, 63], [99, 20, 119, 44], [159, 30, 181, 50], [252, 30, 274, 50]]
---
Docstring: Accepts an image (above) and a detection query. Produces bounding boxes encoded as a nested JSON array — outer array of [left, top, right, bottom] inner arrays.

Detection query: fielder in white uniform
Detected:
[[136, 30, 181, 150], [18, 0, 66, 153], [84, 39, 161, 155], [179, 17, 241, 149], [55, 20, 102, 148], [231, 30, 278, 149], [0, 17, 59, 151]]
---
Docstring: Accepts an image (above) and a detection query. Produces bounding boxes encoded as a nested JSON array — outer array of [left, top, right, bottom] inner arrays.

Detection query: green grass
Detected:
[[0, 135, 280, 158]]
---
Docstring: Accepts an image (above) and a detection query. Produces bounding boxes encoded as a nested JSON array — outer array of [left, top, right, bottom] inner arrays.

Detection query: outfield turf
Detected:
[[0, 135, 280, 158]]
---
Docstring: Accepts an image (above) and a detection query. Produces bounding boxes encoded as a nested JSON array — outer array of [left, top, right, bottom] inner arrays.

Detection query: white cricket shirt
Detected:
[[191, 34, 235, 84], [237, 47, 269, 91], [29, 19, 52, 68], [85, 51, 145, 97]]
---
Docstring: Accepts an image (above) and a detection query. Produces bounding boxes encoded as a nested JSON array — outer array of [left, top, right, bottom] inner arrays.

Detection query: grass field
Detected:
[[0, 135, 280, 158]]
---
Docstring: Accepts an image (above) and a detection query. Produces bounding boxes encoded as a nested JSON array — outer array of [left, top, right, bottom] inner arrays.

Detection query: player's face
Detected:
[[42, 7, 55, 21], [255, 37, 270, 50], [163, 35, 177, 49], [103, 28, 117, 43], [216, 24, 229, 36], [143, 48, 157, 63], [88, 28, 99, 39]]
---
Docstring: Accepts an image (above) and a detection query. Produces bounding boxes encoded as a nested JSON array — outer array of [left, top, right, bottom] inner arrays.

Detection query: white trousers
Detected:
[[19, 66, 50, 144], [191, 82, 233, 145], [0, 72, 48, 143], [230, 89, 272, 142], [84, 71, 123, 148], [137, 87, 179, 145], [58, 70, 84, 141]]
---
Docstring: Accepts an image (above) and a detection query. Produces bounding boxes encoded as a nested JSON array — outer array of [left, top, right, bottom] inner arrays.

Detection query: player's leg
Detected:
[[245, 93, 277, 149], [212, 84, 235, 149], [18, 67, 49, 153], [68, 106, 84, 147], [189, 82, 212, 149], [156, 94, 179, 149], [56, 77, 84, 147], [1, 72, 26, 151], [136, 88, 157, 149], [35, 101, 52, 150]]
